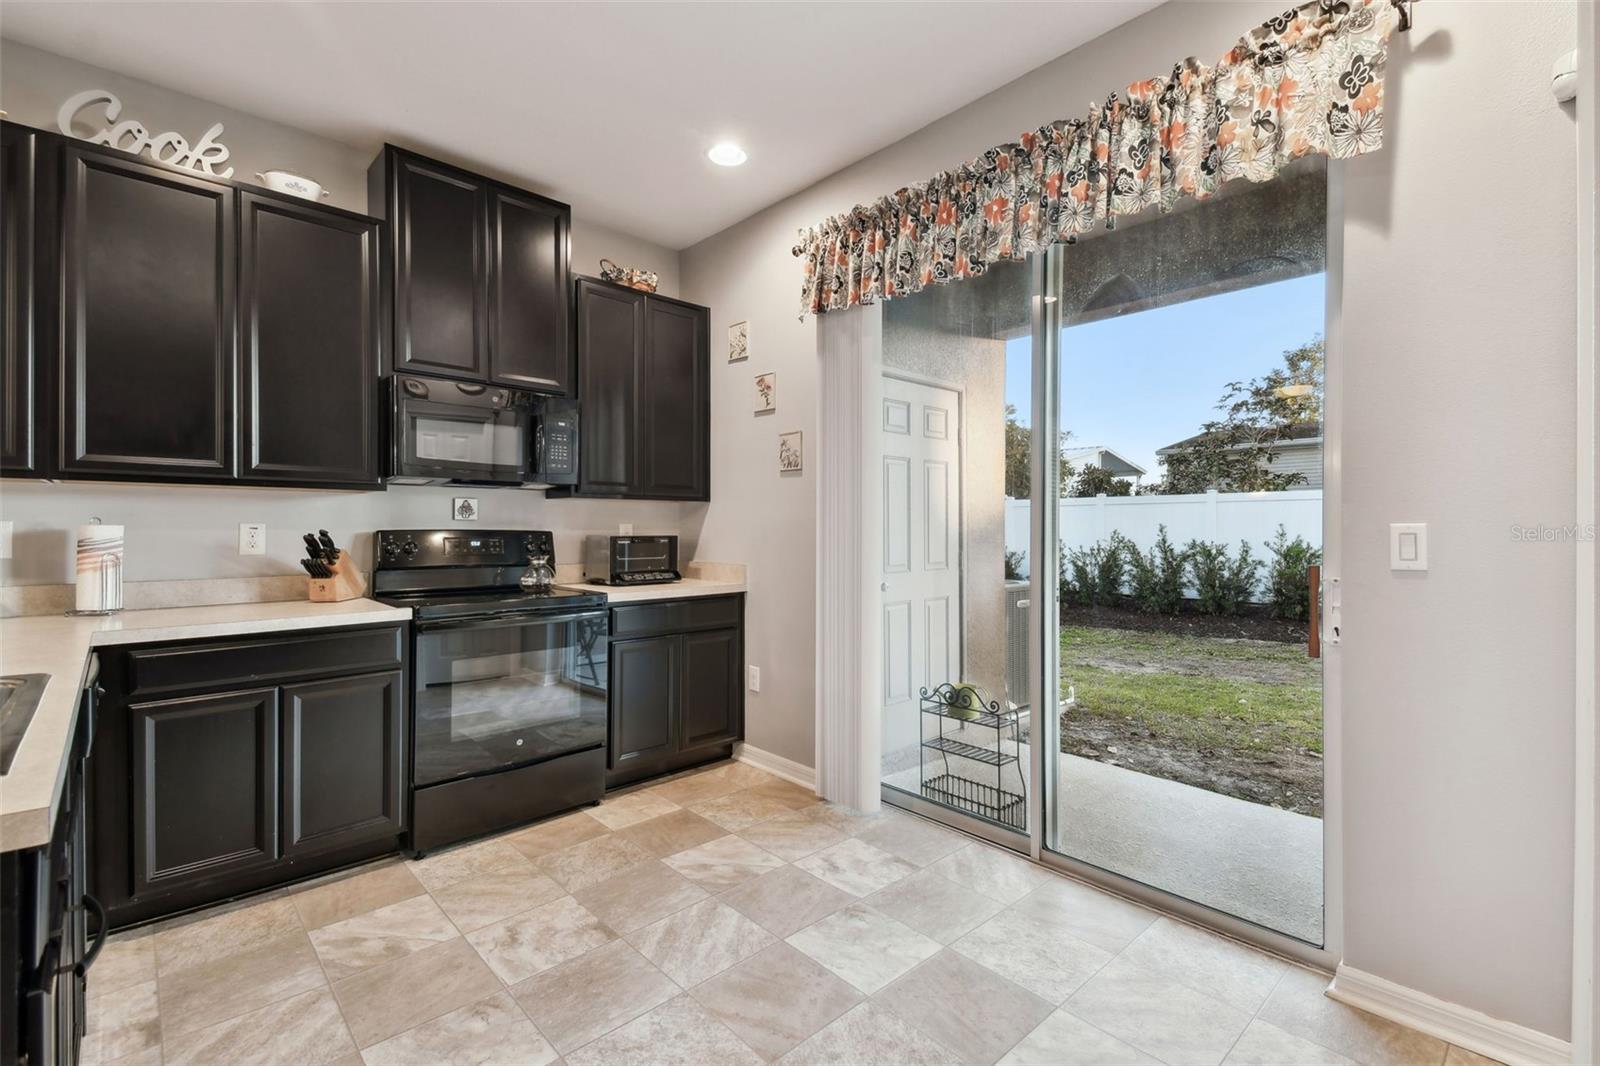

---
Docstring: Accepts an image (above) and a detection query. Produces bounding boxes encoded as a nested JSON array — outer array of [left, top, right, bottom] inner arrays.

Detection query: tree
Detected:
[[1152, 336, 1324, 494], [1004, 405, 1074, 499], [1068, 464, 1133, 498]]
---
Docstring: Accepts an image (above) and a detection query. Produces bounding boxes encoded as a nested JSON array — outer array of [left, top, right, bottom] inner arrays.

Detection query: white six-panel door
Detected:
[[881, 375, 963, 761]]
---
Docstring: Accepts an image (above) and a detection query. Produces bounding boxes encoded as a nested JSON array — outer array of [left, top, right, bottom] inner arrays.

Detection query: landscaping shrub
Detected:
[[1185, 538, 1261, 616], [1127, 525, 1189, 614], [1004, 549, 1026, 581], [1264, 525, 1323, 622], [1062, 536, 1128, 607]]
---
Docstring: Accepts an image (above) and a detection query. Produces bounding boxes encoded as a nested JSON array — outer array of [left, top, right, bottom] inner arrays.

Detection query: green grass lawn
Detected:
[[1061, 625, 1323, 756]]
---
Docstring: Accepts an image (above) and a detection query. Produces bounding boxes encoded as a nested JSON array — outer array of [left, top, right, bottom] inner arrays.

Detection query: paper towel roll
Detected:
[[75, 523, 124, 613]]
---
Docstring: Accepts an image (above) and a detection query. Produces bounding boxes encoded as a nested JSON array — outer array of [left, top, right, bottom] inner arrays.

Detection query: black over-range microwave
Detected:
[[388, 373, 578, 487]]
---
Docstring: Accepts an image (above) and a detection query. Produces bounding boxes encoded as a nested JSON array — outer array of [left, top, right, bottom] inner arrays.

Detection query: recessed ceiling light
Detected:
[[707, 142, 747, 167]]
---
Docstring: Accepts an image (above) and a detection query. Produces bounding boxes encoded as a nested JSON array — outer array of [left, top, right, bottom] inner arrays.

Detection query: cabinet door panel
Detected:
[[240, 193, 381, 485], [576, 280, 643, 495], [394, 156, 487, 379], [131, 688, 278, 894], [61, 147, 234, 479], [608, 636, 676, 771], [490, 188, 570, 393], [282, 671, 405, 855], [1, 124, 46, 477], [639, 299, 707, 499], [679, 628, 740, 750]]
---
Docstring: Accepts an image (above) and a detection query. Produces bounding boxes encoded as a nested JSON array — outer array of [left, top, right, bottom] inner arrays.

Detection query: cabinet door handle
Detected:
[[75, 894, 107, 977]]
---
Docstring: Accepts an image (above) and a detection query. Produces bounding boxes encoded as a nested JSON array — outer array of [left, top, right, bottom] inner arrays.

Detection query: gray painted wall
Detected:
[[680, 0, 1578, 1042]]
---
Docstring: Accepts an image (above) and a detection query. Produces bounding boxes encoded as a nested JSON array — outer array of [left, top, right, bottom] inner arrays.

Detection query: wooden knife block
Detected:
[[308, 551, 366, 603]]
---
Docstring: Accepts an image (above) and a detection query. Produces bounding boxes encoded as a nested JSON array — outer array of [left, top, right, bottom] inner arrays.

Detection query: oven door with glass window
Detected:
[[411, 609, 609, 786], [390, 375, 534, 484]]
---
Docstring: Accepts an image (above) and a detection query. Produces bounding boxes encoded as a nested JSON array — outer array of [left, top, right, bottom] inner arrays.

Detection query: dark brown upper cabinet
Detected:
[[564, 277, 709, 501], [1, 122, 52, 479], [369, 145, 572, 395], [59, 143, 236, 482], [239, 191, 383, 487]]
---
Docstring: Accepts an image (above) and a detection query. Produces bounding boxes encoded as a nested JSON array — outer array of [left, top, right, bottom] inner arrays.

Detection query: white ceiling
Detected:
[[0, 1, 1158, 249]]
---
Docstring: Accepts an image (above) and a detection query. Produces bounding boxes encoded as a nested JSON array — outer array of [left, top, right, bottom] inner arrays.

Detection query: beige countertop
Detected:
[[0, 598, 411, 852], [555, 576, 748, 603]]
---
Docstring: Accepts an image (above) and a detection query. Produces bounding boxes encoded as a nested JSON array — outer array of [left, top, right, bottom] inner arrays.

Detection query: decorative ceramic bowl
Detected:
[[255, 170, 330, 200]]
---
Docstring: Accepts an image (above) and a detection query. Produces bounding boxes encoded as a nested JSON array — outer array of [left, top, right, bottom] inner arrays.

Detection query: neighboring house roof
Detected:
[[1155, 420, 1323, 455], [1063, 446, 1147, 478]]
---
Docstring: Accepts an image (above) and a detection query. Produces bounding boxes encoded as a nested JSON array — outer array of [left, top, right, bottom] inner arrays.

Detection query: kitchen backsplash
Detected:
[[0, 480, 705, 587]]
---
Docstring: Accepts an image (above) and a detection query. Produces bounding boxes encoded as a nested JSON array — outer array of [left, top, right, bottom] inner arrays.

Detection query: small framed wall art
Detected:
[[728, 320, 749, 363], [779, 431, 803, 473], [754, 372, 776, 413], [452, 497, 479, 521]]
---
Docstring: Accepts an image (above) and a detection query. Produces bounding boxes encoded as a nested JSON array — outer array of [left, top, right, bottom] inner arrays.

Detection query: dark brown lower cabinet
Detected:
[[92, 625, 407, 928], [605, 596, 744, 788], [282, 671, 405, 855]]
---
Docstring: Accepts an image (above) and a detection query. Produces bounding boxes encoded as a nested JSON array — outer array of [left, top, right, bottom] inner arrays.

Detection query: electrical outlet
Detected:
[[747, 665, 760, 693], [619, 523, 634, 535], [238, 522, 266, 556], [0, 521, 12, 560]]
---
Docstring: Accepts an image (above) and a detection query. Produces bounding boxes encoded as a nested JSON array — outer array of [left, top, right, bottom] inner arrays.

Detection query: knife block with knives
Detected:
[[302, 530, 366, 603]]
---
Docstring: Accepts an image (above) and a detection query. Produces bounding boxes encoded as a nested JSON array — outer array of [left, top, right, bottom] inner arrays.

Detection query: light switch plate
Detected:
[[619, 523, 634, 535], [239, 523, 266, 555], [1390, 523, 1427, 571]]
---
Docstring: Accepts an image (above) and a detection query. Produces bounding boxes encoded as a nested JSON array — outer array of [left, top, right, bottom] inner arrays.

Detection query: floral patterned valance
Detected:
[[792, 0, 1403, 318]]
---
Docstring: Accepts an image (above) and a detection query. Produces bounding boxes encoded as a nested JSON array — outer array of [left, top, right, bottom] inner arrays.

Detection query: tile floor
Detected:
[[83, 760, 1494, 1066]]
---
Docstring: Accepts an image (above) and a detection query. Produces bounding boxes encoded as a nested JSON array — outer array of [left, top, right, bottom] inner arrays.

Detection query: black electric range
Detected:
[[372, 529, 609, 854]]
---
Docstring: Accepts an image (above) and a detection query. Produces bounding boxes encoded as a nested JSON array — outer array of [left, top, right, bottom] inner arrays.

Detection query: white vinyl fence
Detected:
[[1005, 488, 1323, 584]]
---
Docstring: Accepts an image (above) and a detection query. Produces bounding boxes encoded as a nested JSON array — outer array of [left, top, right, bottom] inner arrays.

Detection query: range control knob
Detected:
[[402, 539, 420, 558]]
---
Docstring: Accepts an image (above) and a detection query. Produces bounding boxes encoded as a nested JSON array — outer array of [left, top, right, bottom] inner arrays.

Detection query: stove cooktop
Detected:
[[372, 585, 605, 621]]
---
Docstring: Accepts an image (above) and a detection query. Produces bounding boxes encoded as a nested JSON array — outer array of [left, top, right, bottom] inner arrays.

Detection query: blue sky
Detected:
[[1005, 273, 1325, 478]]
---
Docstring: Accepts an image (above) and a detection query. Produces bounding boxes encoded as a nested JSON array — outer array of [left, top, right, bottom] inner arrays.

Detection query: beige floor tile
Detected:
[[865, 866, 1006, 944], [626, 898, 774, 987], [796, 802, 881, 837], [511, 939, 679, 1054], [719, 864, 855, 938], [1258, 966, 1450, 1065], [952, 900, 1114, 1003], [1118, 917, 1288, 1014], [998, 1009, 1160, 1066], [359, 990, 556, 1066], [784, 903, 940, 995], [707, 762, 786, 792], [152, 896, 302, 975], [504, 809, 611, 860], [407, 838, 530, 892], [532, 833, 653, 892], [927, 843, 1050, 906], [585, 789, 682, 830], [572, 858, 709, 934], [429, 866, 566, 933], [690, 942, 863, 1061], [664, 834, 785, 889], [646, 767, 748, 806], [158, 932, 326, 1039], [794, 837, 918, 897], [163, 986, 358, 1065], [1009, 875, 1157, 954], [88, 936, 157, 996], [87, 1043, 164, 1066], [1443, 1048, 1505, 1066], [465, 894, 614, 984], [308, 893, 460, 980], [291, 863, 426, 930], [854, 811, 968, 866], [777, 1001, 961, 1066], [1223, 1019, 1356, 1065], [616, 808, 730, 857], [565, 993, 763, 1066], [330, 937, 502, 1049], [690, 790, 814, 832], [83, 977, 160, 1065], [1062, 955, 1252, 1066], [877, 949, 1054, 1066], [736, 808, 847, 861], [741, 778, 819, 808]]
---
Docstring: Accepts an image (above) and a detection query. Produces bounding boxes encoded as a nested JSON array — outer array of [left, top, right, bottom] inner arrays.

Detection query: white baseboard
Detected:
[[1329, 965, 1571, 1066], [733, 743, 816, 792]]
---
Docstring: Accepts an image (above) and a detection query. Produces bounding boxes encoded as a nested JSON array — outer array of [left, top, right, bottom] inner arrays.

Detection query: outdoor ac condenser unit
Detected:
[[1004, 579, 1031, 712]]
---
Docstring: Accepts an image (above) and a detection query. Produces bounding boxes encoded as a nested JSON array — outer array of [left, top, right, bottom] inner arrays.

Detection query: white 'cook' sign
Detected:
[[56, 89, 234, 178]]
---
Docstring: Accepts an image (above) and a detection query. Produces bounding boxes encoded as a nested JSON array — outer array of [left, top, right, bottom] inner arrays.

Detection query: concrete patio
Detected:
[[885, 746, 1323, 944]]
